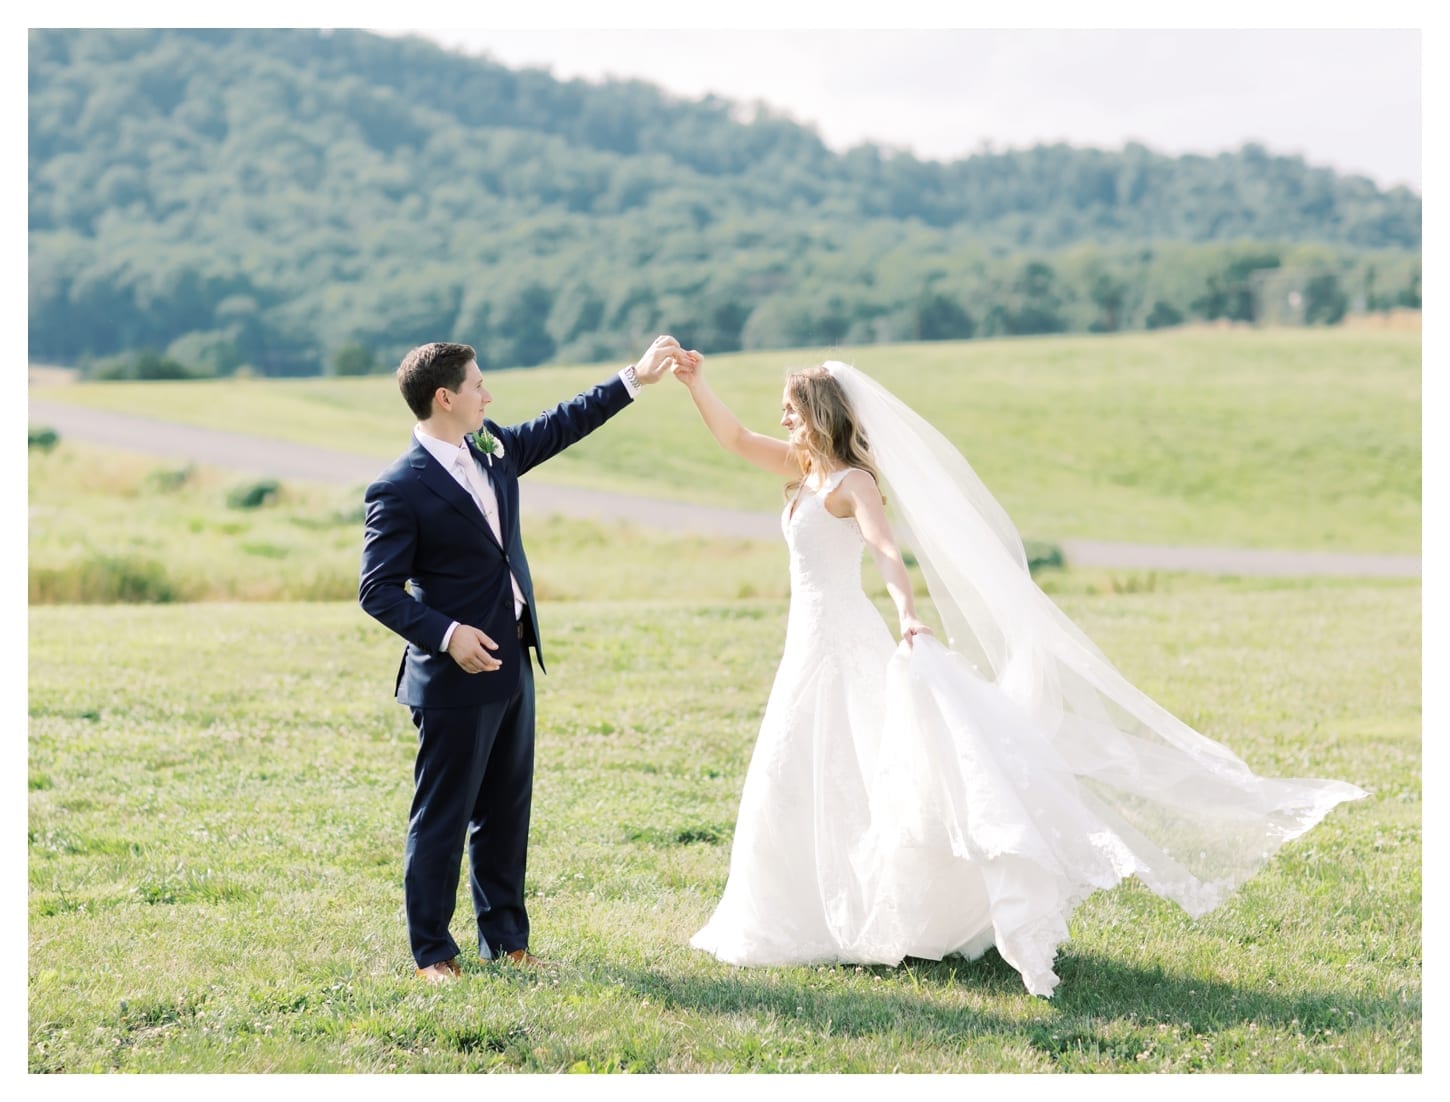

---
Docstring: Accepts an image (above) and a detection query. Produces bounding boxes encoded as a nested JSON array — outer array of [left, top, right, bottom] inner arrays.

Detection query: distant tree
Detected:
[[741, 297, 825, 351], [548, 284, 607, 349], [1087, 271, 1128, 332], [1144, 300, 1185, 330], [90, 349, 204, 381], [702, 296, 753, 353], [908, 291, 975, 341], [1396, 264, 1421, 309], [496, 283, 557, 368], [682, 277, 755, 353], [1006, 261, 1067, 335], [1302, 273, 1348, 325], [333, 342, 380, 376], [1192, 249, 1282, 322], [607, 283, 664, 350]]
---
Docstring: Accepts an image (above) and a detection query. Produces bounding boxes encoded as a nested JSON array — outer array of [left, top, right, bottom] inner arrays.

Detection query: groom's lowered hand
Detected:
[[446, 625, 502, 674]]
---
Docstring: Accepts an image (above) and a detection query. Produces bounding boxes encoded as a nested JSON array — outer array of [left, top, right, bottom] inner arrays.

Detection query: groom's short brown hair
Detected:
[[397, 342, 477, 420]]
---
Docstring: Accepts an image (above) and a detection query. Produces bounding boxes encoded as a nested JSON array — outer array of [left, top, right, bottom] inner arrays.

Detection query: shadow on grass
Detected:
[[603, 946, 1413, 1070], [610, 951, 1026, 1045], [1044, 947, 1415, 1035]]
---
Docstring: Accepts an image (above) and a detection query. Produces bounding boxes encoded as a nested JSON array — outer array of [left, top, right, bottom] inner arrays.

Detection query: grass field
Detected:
[[27, 326, 1422, 1073], [34, 328, 1422, 554], [28, 582, 1419, 1073]]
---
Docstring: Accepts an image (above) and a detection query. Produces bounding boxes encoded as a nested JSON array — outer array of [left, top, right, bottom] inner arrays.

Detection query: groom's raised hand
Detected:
[[631, 335, 697, 385], [446, 625, 502, 674]]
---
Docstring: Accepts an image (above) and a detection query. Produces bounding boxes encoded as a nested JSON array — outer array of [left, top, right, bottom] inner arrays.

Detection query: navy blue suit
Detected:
[[359, 375, 634, 966]]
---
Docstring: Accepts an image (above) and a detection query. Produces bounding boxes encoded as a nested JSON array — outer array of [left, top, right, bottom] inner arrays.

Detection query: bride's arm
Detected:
[[832, 471, 933, 644], [671, 356, 793, 477]]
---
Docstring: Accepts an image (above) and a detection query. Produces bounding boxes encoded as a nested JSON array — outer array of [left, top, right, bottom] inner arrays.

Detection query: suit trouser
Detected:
[[404, 658, 535, 967]]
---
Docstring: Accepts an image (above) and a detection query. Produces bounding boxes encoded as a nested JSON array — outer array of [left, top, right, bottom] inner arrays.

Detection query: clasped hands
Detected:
[[631, 334, 702, 386]]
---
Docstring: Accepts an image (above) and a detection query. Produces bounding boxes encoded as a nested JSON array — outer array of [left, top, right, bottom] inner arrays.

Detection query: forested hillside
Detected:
[[29, 28, 1422, 377]]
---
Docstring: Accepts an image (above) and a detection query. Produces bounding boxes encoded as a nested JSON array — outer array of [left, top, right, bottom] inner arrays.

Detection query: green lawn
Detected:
[[28, 582, 1420, 1072], [27, 327, 1422, 1071], [35, 328, 1421, 553]]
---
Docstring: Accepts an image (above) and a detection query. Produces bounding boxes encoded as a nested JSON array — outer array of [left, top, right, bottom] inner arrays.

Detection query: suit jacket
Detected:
[[359, 375, 634, 707]]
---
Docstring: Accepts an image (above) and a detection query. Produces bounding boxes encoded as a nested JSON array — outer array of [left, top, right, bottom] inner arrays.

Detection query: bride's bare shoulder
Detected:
[[823, 467, 876, 516]]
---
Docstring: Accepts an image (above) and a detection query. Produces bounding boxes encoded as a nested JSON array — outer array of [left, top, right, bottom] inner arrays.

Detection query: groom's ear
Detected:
[[432, 386, 452, 413]]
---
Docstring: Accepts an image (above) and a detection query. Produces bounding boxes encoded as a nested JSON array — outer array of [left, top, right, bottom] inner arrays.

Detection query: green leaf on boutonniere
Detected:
[[472, 427, 505, 461]]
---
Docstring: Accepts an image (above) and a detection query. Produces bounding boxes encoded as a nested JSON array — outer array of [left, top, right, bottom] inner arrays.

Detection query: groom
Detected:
[[359, 336, 688, 981]]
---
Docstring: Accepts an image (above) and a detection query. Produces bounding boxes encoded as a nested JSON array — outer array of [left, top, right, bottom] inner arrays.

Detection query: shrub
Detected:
[[1145, 300, 1185, 330], [226, 480, 280, 509], [145, 464, 195, 492], [165, 331, 244, 376], [29, 554, 176, 603], [1024, 539, 1065, 574], [89, 350, 208, 381], [29, 427, 60, 451]]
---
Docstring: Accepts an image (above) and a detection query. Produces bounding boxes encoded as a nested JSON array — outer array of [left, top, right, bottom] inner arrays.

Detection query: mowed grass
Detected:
[[29, 580, 1420, 1073], [27, 326, 1422, 1071], [37, 327, 1421, 553]]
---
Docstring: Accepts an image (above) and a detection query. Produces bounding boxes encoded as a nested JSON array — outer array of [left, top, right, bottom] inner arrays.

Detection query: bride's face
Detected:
[[780, 386, 806, 442]]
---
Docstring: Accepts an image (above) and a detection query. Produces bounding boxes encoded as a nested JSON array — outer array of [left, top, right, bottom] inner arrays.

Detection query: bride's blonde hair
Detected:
[[784, 365, 884, 501]]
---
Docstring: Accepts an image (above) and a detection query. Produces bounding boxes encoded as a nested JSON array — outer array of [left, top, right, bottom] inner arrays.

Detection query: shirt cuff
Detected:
[[618, 364, 642, 399], [441, 620, 459, 652]]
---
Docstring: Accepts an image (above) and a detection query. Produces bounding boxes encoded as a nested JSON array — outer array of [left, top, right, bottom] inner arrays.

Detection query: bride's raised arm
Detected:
[[671, 355, 793, 477]]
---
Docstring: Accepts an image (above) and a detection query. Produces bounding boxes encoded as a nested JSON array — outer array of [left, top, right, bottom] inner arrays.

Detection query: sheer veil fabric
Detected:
[[819, 360, 1366, 992]]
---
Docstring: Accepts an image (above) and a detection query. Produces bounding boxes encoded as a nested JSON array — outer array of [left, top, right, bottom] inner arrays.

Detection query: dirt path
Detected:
[[29, 398, 1421, 579]]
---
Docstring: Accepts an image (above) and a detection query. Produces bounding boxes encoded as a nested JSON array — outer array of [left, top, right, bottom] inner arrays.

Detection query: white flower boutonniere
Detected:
[[472, 426, 505, 466]]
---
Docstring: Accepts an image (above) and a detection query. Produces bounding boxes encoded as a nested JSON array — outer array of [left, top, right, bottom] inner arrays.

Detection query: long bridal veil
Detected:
[[823, 361, 1366, 927]]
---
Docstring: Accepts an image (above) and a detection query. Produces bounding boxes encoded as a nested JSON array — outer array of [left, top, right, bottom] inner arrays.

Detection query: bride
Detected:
[[671, 353, 1366, 998]]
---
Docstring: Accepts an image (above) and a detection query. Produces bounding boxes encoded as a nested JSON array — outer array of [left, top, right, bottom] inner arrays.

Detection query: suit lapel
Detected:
[[409, 441, 504, 551]]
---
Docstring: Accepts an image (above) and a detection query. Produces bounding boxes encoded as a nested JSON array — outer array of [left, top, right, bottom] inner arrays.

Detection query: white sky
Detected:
[[374, 24, 1424, 191]]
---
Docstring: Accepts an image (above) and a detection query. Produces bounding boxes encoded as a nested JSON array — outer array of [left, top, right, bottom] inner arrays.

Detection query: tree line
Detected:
[[28, 28, 1422, 379]]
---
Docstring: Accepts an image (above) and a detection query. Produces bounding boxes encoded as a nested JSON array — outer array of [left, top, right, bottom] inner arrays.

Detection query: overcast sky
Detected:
[[377, 25, 1422, 191]]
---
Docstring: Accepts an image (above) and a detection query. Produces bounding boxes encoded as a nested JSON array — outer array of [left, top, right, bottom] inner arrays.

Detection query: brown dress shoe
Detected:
[[415, 958, 462, 983], [499, 948, 554, 969]]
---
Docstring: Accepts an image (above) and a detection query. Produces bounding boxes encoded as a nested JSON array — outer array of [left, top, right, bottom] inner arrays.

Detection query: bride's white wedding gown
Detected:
[[690, 466, 1363, 997]]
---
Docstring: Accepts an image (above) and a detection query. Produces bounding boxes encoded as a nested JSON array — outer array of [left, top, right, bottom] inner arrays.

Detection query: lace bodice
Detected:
[[782, 468, 869, 617]]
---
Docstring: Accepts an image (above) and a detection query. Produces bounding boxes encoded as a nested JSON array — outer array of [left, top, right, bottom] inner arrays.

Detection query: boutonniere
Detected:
[[472, 426, 505, 466]]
